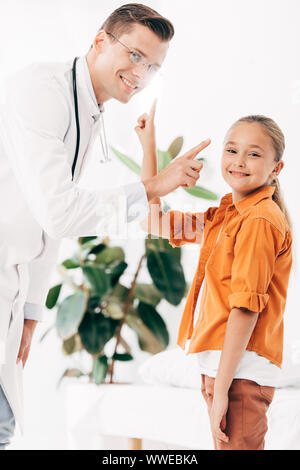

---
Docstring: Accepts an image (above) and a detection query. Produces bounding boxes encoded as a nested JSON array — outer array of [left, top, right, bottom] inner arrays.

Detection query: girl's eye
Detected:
[[226, 149, 237, 154], [249, 152, 260, 157]]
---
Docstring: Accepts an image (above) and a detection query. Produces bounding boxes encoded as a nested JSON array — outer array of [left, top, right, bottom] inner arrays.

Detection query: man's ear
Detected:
[[93, 30, 107, 53]]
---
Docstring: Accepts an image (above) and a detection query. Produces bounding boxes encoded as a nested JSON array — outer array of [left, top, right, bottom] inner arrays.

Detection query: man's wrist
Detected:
[[24, 319, 38, 331]]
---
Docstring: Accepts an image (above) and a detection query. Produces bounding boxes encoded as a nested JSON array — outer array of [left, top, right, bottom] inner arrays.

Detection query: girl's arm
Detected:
[[210, 307, 259, 443], [135, 101, 208, 239], [136, 101, 175, 239]]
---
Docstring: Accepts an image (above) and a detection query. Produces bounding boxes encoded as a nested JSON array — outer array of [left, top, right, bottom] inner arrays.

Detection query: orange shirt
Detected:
[[168, 185, 293, 367]]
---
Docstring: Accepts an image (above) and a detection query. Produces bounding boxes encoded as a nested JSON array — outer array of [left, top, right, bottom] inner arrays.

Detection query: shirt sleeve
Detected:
[[228, 217, 284, 313], [0, 71, 146, 240], [168, 206, 216, 248], [24, 302, 44, 322]]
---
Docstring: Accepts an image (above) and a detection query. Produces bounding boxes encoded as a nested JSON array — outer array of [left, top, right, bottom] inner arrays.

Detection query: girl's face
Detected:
[[221, 122, 284, 203]]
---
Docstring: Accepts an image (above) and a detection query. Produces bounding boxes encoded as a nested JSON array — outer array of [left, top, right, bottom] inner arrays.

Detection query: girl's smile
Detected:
[[221, 122, 284, 203]]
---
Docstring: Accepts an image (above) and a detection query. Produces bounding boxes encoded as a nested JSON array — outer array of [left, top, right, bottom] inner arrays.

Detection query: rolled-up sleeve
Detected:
[[228, 217, 284, 313], [24, 302, 44, 322], [168, 210, 205, 247]]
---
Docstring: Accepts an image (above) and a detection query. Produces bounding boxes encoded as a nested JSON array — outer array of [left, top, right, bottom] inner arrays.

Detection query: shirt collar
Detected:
[[76, 55, 104, 121], [219, 185, 276, 215]]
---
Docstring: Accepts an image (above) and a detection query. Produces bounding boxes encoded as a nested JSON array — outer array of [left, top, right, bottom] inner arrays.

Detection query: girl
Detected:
[[137, 104, 293, 450]]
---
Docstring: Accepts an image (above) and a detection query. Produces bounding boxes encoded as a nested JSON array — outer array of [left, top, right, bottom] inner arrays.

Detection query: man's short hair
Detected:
[[100, 3, 174, 41]]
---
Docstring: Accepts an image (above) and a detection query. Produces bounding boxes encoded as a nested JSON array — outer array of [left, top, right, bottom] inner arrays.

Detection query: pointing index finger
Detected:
[[185, 138, 211, 160]]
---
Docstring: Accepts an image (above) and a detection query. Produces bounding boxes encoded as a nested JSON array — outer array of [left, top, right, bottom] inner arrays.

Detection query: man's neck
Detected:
[[85, 52, 110, 105]]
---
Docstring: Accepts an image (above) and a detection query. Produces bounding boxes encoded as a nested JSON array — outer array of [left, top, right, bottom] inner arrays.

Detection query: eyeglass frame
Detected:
[[106, 31, 161, 77]]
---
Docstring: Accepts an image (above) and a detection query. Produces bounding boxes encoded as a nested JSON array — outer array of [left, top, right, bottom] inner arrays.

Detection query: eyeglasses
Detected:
[[107, 32, 160, 77]]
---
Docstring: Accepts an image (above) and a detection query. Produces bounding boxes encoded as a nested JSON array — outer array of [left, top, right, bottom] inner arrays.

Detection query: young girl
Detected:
[[137, 105, 293, 450]]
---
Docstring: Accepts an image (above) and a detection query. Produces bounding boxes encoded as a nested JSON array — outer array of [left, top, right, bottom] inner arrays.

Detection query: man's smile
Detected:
[[120, 74, 139, 91]]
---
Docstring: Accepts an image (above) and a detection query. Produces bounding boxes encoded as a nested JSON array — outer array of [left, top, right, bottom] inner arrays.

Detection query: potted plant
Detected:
[[44, 137, 218, 386]]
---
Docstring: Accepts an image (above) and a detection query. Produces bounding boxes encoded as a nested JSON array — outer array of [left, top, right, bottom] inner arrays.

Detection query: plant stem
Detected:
[[108, 253, 145, 383]]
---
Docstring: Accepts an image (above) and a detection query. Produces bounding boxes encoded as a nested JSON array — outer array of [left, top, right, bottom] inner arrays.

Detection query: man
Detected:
[[0, 3, 205, 448]]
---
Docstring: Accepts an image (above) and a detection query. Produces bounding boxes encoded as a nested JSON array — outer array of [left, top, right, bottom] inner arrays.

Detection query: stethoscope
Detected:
[[71, 56, 110, 180]]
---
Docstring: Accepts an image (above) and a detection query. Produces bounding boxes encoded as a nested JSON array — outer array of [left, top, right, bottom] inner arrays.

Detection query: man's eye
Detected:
[[130, 51, 141, 63]]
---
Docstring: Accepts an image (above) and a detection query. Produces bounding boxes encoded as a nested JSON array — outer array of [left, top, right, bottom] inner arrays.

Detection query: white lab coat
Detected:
[[0, 56, 149, 433]]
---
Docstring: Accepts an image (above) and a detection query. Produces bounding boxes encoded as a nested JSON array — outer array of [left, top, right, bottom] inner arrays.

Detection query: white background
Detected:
[[0, 0, 299, 449]]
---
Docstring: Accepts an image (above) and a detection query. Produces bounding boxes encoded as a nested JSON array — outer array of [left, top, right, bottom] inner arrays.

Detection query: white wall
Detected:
[[0, 0, 299, 449]]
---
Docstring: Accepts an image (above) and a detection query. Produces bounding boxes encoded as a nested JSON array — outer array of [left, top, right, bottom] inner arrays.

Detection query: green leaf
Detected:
[[46, 284, 62, 309], [82, 265, 109, 297], [56, 290, 87, 340], [88, 295, 101, 310], [96, 246, 125, 265], [105, 260, 128, 287], [126, 312, 165, 354], [137, 301, 169, 347], [183, 185, 218, 200], [146, 250, 186, 305], [110, 282, 130, 303], [78, 236, 98, 245], [62, 256, 80, 269], [133, 283, 162, 307], [62, 334, 82, 355], [157, 149, 172, 173], [110, 146, 141, 176], [168, 136, 184, 158], [93, 356, 108, 385], [78, 312, 119, 355], [112, 352, 133, 361], [87, 243, 107, 255], [145, 236, 181, 262]]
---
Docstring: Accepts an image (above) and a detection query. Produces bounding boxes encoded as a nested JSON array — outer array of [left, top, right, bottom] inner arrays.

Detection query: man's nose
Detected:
[[132, 63, 148, 81]]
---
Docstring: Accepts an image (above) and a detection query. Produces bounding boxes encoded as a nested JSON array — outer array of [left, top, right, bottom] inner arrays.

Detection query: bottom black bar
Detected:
[[0, 449, 295, 463]]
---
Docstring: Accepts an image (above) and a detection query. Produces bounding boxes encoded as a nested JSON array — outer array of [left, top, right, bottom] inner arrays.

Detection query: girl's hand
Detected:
[[135, 100, 157, 152], [209, 393, 229, 445]]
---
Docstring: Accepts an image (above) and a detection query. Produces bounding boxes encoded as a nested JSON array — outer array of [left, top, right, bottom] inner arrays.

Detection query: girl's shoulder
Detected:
[[244, 198, 289, 239]]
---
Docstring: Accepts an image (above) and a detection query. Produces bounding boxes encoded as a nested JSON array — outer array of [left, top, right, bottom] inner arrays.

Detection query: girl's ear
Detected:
[[274, 160, 284, 176]]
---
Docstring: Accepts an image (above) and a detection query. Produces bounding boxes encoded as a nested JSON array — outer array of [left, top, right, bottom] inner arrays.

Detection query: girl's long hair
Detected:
[[233, 115, 293, 233]]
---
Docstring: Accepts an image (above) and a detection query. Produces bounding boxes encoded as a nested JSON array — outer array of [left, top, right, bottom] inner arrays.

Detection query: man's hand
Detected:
[[142, 138, 211, 200], [17, 319, 37, 367], [210, 392, 229, 445]]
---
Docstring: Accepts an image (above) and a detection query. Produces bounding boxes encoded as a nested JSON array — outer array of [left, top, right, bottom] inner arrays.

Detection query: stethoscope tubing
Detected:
[[71, 56, 80, 181]]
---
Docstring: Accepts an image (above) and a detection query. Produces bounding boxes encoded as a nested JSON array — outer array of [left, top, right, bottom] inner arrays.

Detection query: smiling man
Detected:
[[0, 3, 207, 449], [87, 20, 168, 103]]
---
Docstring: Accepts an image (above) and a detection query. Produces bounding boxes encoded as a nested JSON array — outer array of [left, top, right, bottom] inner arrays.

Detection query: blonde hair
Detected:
[[232, 115, 293, 233]]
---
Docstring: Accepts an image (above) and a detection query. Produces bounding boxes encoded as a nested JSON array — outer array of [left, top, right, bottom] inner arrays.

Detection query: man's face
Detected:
[[89, 23, 169, 103]]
